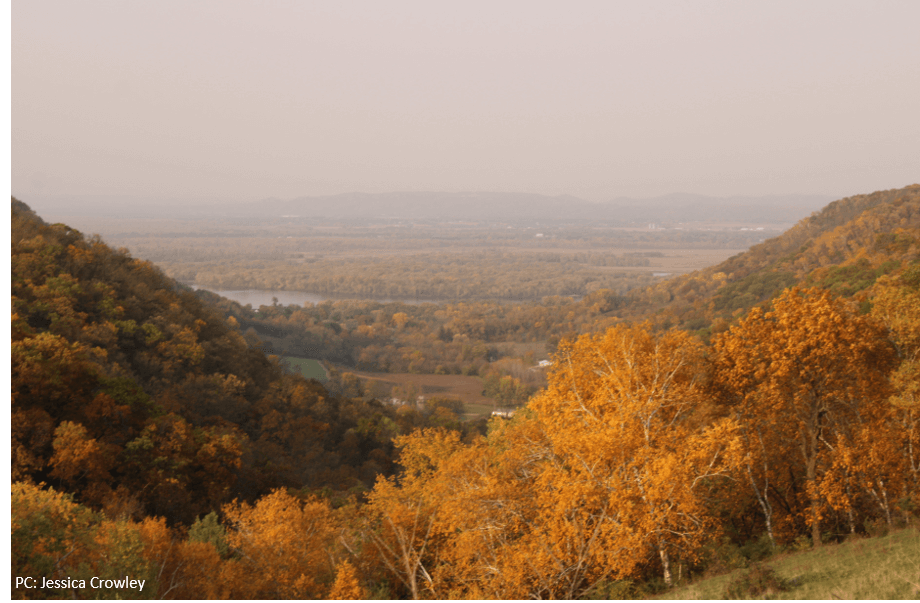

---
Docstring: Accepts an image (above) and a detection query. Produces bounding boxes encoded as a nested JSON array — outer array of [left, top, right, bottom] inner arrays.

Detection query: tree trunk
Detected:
[[806, 438, 822, 547], [845, 477, 856, 535], [659, 544, 672, 587], [747, 460, 776, 548], [804, 412, 822, 548]]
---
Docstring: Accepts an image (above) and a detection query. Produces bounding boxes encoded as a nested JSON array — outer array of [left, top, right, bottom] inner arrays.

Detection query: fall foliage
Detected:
[[713, 288, 896, 546], [10, 186, 920, 599]]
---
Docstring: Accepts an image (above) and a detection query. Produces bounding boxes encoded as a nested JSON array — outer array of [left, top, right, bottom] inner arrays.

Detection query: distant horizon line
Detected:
[[15, 189, 844, 206]]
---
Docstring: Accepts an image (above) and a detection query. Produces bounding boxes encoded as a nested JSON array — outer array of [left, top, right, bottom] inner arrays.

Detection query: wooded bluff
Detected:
[[11, 185, 920, 598]]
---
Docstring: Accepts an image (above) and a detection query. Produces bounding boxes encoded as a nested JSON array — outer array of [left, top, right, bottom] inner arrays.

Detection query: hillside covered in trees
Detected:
[[11, 197, 487, 516], [625, 185, 920, 331], [10, 185, 920, 599]]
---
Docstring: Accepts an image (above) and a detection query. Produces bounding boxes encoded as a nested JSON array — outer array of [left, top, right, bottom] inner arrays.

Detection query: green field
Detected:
[[658, 527, 920, 600], [284, 357, 329, 382], [462, 400, 499, 421]]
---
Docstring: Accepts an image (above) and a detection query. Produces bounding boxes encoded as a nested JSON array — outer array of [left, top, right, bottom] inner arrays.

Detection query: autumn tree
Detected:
[[713, 287, 895, 546], [361, 429, 464, 599], [527, 324, 741, 588], [367, 325, 743, 598], [328, 560, 367, 599], [220, 489, 339, 599], [49, 421, 115, 507], [872, 266, 920, 411], [870, 265, 920, 511], [12, 481, 158, 599]]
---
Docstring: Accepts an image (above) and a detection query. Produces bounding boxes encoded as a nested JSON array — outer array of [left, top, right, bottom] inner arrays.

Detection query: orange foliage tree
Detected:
[[713, 288, 895, 546], [361, 429, 464, 599], [364, 324, 742, 598], [219, 489, 340, 599], [870, 266, 920, 515], [527, 324, 741, 589]]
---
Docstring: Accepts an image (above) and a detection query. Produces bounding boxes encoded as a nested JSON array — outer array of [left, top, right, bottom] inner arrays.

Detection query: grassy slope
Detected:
[[661, 528, 920, 600]]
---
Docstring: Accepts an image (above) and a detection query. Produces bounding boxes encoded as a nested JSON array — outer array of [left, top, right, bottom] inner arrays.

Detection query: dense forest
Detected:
[[11, 185, 920, 598]]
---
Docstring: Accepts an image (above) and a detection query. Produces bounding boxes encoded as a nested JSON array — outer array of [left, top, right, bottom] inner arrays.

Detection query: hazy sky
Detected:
[[12, 1, 920, 203]]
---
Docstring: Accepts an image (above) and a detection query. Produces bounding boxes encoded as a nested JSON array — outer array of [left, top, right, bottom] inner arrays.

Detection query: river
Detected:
[[192, 287, 442, 308]]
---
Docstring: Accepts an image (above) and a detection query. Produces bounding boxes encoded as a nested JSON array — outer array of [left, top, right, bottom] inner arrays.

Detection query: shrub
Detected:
[[583, 579, 638, 600], [722, 564, 790, 599], [864, 518, 890, 538], [739, 533, 776, 562], [188, 511, 229, 557], [702, 538, 749, 575]]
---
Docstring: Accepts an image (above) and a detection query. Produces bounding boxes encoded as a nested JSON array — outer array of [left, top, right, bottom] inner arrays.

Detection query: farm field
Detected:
[[284, 357, 328, 382], [342, 369, 500, 418], [635, 247, 747, 274]]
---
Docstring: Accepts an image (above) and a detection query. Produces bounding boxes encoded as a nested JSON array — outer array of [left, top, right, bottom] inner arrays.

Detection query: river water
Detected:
[[192, 287, 441, 308]]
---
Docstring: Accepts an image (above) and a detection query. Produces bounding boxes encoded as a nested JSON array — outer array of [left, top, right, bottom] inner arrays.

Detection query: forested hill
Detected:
[[11, 197, 473, 527], [623, 184, 920, 332]]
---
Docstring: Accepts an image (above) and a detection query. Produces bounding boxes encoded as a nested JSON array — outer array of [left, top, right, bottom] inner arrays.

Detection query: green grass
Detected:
[[661, 527, 920, 599], [284, 357, 328, 382], [462, 400, 498, 421]]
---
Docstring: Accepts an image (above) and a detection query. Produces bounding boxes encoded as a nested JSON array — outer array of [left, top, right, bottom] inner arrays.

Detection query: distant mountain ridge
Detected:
[[603, 192, 835, 224], [252, 191, 834, 224], [24, 190, 835, 225]]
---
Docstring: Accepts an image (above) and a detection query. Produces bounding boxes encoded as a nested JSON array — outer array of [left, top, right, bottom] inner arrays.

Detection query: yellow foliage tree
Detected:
[[872, 268, 920, 410], [372, 325, 742, 598], [328, 560, 367, 599], [134, 516, 226, 599], [713, 287, 895, 546], [49, 421, 114, 507], [220, 489, 338, 599], [870, 267, 920, 514], [362, 428, 464, 599], [12, 482, 159, 599], [527, 324, 742, 589]]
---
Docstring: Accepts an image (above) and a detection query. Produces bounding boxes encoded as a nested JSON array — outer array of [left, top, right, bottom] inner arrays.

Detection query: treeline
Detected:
[[15, 282, 919, 598], [104, 223, 769, 260], [167, 251, 656, 301], [216, 186, 918, 371], [204, 185, 918, 401], [200, 292, 621, 409]]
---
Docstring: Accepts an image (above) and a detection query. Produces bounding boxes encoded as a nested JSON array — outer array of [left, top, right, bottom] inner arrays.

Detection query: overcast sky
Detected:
[[12, 0, 920, 203]]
